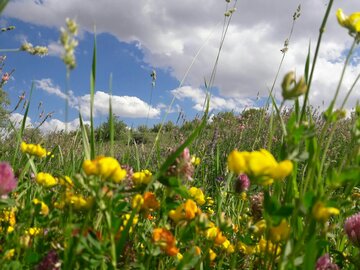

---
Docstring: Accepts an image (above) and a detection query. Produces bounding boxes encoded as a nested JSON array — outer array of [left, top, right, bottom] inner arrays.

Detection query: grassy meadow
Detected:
[[1, 0, 360, 269]]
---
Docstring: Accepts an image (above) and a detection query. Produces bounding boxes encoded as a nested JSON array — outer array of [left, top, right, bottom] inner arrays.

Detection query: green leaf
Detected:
[[0, 0, 8, 14]]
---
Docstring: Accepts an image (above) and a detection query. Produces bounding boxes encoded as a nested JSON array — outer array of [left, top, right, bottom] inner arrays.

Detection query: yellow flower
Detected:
[[132, 194, 144, 210], [32, 198, 49, 216], [312, 201, 340, 222], [336, 9, 360, 34], [189, 187, 206, 206], [58, 176, 74, 187], [191, 155, 201, 166], [257, 238, 281, 255], [132, 169, 152, 186], [208, 249, 217, 261], [169, 199, 198, 223], [227, 149, 293, 185], [238, 242, 256, 255], [36, 172, 58, 187], [82, 156, 127, 183], [227, 150, 249, 175], [269, 219, 290, 242], [25, 227, 42, 236], [222, 239, 235, 253], [21, 141, 47, 158], [3, 249, 15, 260], [65, 190, 94, 210], [251, 219, 267, 235]]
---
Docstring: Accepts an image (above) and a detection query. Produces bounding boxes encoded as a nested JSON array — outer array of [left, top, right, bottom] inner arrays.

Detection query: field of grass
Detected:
[[0, 0, 360, 269]]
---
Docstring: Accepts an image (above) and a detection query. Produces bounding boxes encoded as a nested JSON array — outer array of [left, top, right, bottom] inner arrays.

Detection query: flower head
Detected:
[[153, 228, 179, 256], [132, 169, 152, 186], [82, 156, 127, 183], [36, 172, 58, 187], [312, 201, 340, 222], [315, 254, 339, 270], [336, 9, 360, 35], [269, 219, 290, 242], [0, 162, 17, 195], [21, 142, 47, 158], [189, 187, 206, 206], [344, 212, 360, 247]]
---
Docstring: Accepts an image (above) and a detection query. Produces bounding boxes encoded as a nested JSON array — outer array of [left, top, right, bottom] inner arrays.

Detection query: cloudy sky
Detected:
[[1, 0, 359, 133]]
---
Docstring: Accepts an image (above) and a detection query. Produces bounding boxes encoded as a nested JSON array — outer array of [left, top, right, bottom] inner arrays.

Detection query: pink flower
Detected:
[[344, 212, 360, 247], [0, 162, 17, 195], [315, 254, 339, 270], [235, 173, 250, 192], [2, 72, 10, 82]]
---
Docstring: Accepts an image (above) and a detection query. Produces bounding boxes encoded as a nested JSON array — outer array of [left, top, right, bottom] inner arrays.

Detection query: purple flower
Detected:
[[344, 212, 360, 247], [315, 254, 339, 270], [235, 174, 250, 193], [37, 250, 60, 270], [0, 162, 17, 195]]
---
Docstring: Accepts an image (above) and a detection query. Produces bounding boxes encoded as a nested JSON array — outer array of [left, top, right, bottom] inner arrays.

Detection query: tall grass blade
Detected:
[[89, 32, 97, 159]]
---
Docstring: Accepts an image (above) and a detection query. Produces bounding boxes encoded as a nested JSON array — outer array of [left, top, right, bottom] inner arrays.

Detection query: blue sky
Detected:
[[1, 0, 359, 133]]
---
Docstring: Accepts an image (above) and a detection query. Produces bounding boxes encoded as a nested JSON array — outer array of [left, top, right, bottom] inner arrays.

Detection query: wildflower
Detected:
[[257, 238, 281, 256], [3, 249, 15, 260], [336, 9, 360, 36], [315, 254, 339, 270], [2, 72, 10, 82], [281, 71, 308, 100], [234, 173, 250, 193], [269, 219, 290, 242], [167, 147, 194, 181], [250, 219, 267, 235], [118, 214, 139, 234], [312, 201, 340, 222], [152, 228, 179, 256], [238, 242, 256, 255], [191, 155, 201, 166], [65, 190, 94, 210], [32, 198, 49, 216], [58, 176, 73, 187], [21, 142, 47, 158], [227, 149, 293, 185], [36, 172, 58, 187], [20, 42, 48, 56], [0, 162, 17, 195], [169, 199, 198, 223], [208, 249, 217, 261], [189, 187, 206, 206], [132, 194, 144, 211], [344, 212, 360, 247], [250, 192, 264, 221], [132, 169, 152, 186], [82, 156, 127, 183], [25, 227, 42, 236], [142, 192, 160, 211], [222, 239, 235, 253], [37, 250, 60, 270]]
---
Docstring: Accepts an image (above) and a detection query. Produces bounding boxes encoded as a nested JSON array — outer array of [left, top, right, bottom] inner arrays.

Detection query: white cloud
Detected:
[[47, 41, 64, 57], [172, 86, 254, 112], [35, 78, 160, 119], [78, 91, 160, 119], [4, 0, 360, 110], [38, 118, 89, 133], [9, 112, 33, 128]]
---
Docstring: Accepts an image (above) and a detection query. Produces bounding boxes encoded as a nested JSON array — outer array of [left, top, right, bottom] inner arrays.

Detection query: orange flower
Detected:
[[153, 228, 179, 256], [169, 199, 199, 223], [142, 192, 160, 211]]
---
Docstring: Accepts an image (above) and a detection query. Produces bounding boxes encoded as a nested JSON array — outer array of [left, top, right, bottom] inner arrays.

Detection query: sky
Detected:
[[0, 0, 359, 133]]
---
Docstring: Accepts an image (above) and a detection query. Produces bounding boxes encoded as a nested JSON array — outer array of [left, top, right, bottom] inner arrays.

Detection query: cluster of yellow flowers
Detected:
[[336, 9, 360, 35], [21, 142, 47, 158], [132, 169, 152, 186], [169, 199, 199, 223], [132, 192, 160, 214], [0, 208, 16, 233], [82, 156, 127, 183], [118, 214, 139, 234], [25, 227, 42, 236], [205, 223, 235, 254], [227, 149, 293, 185], [32, 198, 49, 216], [188, 187, 206, 206], [36, 172, 58, 187], [312, 201, 340, 222]]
